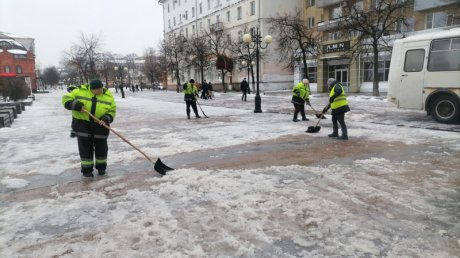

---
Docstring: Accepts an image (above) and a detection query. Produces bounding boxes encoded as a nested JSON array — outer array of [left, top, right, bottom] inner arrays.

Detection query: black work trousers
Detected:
[[186, 100, 199, 118], [77, 136, 108, 173], [293, 103, 306, 120], [331, 112, 347, 136]]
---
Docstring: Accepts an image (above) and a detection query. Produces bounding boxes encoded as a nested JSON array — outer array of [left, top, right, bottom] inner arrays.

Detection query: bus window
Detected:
[[404, 49, 425, 72], [428, 37, 460, 71]]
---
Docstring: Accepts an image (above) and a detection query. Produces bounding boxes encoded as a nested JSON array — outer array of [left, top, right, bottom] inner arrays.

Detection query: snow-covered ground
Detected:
[[0, 89, 459, 257]]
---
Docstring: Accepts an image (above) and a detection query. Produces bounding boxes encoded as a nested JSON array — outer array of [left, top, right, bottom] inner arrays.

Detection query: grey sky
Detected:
[[0, 0, 164, 69]]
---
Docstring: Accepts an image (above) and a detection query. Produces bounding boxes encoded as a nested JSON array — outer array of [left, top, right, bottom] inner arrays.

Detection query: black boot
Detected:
[[337, 128, 348, 140], [82, 171, 94, 177], [328, 132, 338, 137], [187, 113, 190, 119]]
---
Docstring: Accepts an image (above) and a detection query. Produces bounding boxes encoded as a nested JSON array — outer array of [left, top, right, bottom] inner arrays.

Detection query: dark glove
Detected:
[[73, 101, 84, 111], [322, 105, 330, 114], [305, 99, 310, 105], [101, 115, 111, 125], [329, 96, 335, 103]]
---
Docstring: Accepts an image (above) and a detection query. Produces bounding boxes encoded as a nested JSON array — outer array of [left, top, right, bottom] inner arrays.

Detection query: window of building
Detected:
[[363, 61, 390, 82], [192, 25, 196, 34], [307, 17, 315, 28], [216, 14, 220, 22], [185, 11, 188, 20], [186, 28, 189, 38], [328, 31, 341, 41], [4, 65, 11, 73], [307, 66, 317, 83], [192, 7, 195, 17], [227, 34, 232, 44], [447, 14, 460, 26], [168, 4, 170, 13], [199, 3, 202, 14], [238, 30, 243, 40], [404, 49, 425, 72], [227, 11, 231, 22], [237, 6, 242, 20], [428, 37, 460, 71], [330, 6, 342, 19], [207, 18, 211, 27], [250, 1, 255, 16], [174, 17, 176, 26], [309, 0, 315, 7], [396, 18, 414, 33], [426, 12, 450, 29], [168, 19, 171, 28], [207, 0, 210, 10]]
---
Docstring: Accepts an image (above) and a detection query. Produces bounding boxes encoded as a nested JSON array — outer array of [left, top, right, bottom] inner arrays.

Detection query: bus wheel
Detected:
[[431, 95, 460, 124]]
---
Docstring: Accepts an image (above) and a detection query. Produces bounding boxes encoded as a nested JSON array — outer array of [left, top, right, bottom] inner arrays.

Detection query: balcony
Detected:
[[316, 0, 343, 8], [211, 22, 223, 32], [415, 0, 456, 11], [316, 16, 346, 31]]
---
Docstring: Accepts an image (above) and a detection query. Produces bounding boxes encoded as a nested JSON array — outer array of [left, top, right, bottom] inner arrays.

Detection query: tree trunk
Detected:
[[221, 68, 226, 93], [302, 49, 309, 80], [372, 42, 380, 97]]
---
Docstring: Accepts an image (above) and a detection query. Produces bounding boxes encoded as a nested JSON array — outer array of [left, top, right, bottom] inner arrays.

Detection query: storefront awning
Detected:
[[0, 73, 17, 77]]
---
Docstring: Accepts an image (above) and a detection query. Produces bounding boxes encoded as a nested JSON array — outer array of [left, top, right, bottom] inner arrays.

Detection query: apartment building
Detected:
[[304, 0, 460, 93], [158, 0, 303, 91]]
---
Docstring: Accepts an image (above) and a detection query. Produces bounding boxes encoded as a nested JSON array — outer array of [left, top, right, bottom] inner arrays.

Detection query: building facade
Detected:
[[158, 0, 304, 91], [0, 32, 37, 92], [304, 0, 460, 93]]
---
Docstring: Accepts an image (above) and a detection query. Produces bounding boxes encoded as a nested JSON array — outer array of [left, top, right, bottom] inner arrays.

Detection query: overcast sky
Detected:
[[0, 0, 164, 69]]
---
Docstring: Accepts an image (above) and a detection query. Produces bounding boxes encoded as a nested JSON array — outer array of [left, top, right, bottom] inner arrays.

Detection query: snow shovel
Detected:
[[306, 102, 326, 119], [82, 109, 173, 175], [306, 108, 327, 133], [195, 99, 209, 118]]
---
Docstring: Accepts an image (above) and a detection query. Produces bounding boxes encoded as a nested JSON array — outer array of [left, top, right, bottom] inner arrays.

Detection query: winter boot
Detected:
[[328, 132, 338, 137], [302, 117, 309, 121], [187, 113, 190, 119], [98, 170, 106, 175], [82, 171, 94, 178], [337, 128, 348, 140], [196, 115, 201, 118]]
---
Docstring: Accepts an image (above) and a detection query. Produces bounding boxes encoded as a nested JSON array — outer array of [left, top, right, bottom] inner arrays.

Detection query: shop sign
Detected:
[[324, 41, 350, 53]]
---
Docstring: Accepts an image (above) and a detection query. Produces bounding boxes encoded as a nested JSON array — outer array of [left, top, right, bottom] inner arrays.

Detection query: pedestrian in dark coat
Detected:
[[201, 80, 209, 99], [240, 78, 249, 101]]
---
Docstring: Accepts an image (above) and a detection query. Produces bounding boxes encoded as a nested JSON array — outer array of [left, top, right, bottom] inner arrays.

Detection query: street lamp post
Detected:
[[114, 66, 127, 98], [243, 28, 272, 113]]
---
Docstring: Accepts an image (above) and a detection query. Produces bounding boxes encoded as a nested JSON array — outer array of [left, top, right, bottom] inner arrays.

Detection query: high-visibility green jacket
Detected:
[[184, 82, 198, 101], [62, 84, 116, 139], [291, 82, 310, 105], [330, 83, 348, 110]]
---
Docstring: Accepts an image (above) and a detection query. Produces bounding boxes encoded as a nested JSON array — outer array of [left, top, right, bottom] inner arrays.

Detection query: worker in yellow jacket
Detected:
[[62, 79, 117, 177]]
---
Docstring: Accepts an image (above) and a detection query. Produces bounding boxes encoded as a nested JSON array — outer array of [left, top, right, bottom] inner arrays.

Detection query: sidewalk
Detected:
[[0, 89, 459, 257]]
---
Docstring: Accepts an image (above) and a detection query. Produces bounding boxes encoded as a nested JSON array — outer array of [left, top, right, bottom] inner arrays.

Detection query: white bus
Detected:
[[387, 27, 460, 123]]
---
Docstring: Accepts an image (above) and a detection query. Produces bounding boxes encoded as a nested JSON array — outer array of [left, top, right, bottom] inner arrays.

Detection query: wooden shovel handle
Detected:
[[81, 109, 155, 164]]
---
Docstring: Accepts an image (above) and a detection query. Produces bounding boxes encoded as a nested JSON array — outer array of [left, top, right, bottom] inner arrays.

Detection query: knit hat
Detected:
[[327, 78, 336, 87], [189, 79, 195, 83], [90, 79, 103, 89]]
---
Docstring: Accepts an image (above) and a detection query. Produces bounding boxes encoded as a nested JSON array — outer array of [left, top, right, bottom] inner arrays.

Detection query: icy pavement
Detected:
[[0, 89, 459, 257]]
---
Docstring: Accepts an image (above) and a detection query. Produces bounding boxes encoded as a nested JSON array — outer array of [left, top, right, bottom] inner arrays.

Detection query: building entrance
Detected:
[[328, 64, 349, 91]]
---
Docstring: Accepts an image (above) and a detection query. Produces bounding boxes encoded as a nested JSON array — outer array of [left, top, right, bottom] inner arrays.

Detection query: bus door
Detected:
[[398, 47, 426, 109]]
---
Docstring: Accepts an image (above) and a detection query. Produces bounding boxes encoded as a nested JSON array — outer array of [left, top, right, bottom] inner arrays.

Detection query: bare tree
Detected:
[[159, 35, 187, 92], [268, 9, 320, 80], [340, 0, 414, 96], [79, 33, 102, 79], [186, 35, 212, 84], [99, 52, 115, 88], [143, 47, 163, 87], [205, 26, 233, 93]]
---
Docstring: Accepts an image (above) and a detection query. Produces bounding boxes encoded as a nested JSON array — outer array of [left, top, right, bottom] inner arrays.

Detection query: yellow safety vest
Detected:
[[330, 84, 348, 110]]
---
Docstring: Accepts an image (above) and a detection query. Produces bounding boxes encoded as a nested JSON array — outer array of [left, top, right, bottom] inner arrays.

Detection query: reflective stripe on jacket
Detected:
[[330, 83, 348, 110]]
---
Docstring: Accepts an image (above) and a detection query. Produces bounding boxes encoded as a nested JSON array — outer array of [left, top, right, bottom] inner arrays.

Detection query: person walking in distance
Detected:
[[240, 78, 249, 101], [62, 79, 117, 177], [183, 79, 201, 119], [323, 78, 350, 140], [291, 79, 310, 122]]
